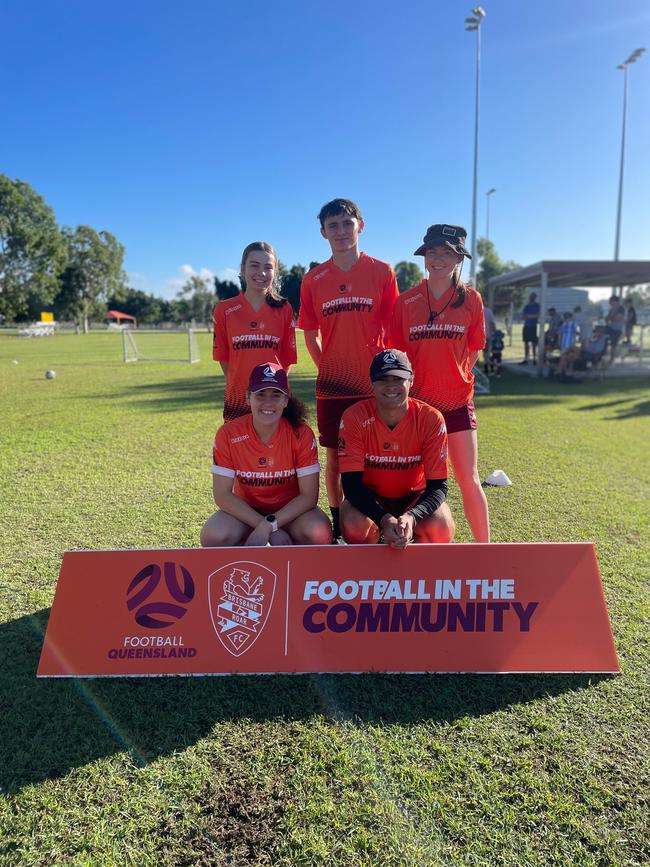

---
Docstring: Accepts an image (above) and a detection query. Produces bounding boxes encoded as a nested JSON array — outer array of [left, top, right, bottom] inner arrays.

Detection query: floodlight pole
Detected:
[[485, 188, 496, 242], [614, 48, 645, 296], [614, 65, 629, 263], [465, 7, 486, 285]]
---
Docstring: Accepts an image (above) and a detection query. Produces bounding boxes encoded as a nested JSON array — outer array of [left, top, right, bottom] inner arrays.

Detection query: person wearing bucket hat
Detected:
[[337, 349, 454, 548], [387, 224, 490, 542], [201, 363, 332, 547], [213, 241, 297, 421], [298, 198, 399, 541]]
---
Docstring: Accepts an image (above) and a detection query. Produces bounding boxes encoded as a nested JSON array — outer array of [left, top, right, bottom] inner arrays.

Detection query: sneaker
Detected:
[[518, 360, 528, 365]]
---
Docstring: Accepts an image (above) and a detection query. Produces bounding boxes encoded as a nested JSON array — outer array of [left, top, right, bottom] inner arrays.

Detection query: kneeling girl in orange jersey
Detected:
[[201, 363, 332, 547]]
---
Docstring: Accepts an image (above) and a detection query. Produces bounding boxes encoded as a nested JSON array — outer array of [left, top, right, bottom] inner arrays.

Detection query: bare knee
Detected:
[[200, 514, 243, 547], [415, 509, 455, 543], [341, 516, 379, 545], [292, 513, 333, 545]]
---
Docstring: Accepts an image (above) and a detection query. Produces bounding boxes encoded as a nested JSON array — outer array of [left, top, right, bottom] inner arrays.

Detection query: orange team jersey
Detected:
[[213, 294, 297, 420], [388, 282, 486, 413], [298, 253, 398, 399], [212, 415, 319, 513], [338, 397, 448, 500]]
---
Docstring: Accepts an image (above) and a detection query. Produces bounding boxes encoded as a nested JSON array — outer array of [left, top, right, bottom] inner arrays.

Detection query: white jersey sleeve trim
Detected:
[[212, 465, 235, 477], [296, 463, 320, 478]]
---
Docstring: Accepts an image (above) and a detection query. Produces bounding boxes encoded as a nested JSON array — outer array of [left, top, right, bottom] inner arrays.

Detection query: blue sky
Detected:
[[4, 0, 649, 301]]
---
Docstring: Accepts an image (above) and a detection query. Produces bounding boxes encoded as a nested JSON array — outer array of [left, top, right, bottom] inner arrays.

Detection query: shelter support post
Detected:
[[537, 269, 548, 375]]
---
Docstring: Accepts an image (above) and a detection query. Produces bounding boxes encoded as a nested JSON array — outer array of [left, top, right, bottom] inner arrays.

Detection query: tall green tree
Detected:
[[281, 263, 305, 316], [0, 175, 66, 321], [214, 276, 239, 301], [177, 274, 216, 324], [394, 261, 424, 294], [55, 226, 127, 331], [476, 238, 523, 306]]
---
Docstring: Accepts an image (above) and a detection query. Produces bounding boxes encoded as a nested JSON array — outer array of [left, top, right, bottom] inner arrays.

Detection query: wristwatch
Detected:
[[265, 514, 278, 532]]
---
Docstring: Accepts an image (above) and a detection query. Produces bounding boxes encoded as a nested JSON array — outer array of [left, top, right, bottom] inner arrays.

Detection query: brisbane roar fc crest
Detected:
[[208, 561, 276, 657]]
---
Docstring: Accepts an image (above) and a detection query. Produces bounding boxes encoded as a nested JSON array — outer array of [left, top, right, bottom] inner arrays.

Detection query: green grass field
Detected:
[[1, 330, 648, 866]]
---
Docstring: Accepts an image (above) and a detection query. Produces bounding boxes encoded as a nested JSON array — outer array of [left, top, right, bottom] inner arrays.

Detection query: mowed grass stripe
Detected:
[[0, 331, 648, 866]]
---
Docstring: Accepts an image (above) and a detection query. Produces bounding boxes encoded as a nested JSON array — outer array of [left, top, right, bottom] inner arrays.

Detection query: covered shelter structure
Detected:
[[104, 310, 137, 328], [488, 260, 650, 373]]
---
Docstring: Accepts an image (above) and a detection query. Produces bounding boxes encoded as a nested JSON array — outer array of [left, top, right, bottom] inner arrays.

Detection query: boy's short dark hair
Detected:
[[317, 198, 363, 227]]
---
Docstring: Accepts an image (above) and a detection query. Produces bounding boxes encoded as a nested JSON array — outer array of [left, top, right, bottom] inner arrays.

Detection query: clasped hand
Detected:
[[380, 513, 414, 549]]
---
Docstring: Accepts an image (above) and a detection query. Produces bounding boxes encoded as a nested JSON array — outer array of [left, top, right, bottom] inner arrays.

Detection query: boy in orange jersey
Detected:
[[298, 199, 399, 540], [338, 349, 455, 548]]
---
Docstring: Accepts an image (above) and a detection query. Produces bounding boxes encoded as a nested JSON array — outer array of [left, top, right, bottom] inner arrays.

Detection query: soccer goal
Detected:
[[122, 329, 200, 364]]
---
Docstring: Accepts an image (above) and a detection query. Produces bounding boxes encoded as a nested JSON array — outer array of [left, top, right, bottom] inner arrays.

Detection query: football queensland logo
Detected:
[[208, 561, 276, 657], [126, 562, 195, 629]]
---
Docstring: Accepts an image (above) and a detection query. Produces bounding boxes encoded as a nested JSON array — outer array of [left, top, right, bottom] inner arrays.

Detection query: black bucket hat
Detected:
[[414, 224, 471, 258]]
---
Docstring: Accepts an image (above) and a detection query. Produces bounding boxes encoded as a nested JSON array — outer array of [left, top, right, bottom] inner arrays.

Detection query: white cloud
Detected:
[[217, 267, 239, 284], [164, 263, 216, 298]]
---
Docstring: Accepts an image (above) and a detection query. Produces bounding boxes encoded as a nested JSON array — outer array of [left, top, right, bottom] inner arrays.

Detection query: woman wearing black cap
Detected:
[[201, 363, 332, 546], [387, 225, 490, 542]]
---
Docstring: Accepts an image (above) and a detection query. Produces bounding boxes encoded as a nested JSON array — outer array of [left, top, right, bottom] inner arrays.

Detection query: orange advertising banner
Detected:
[[37, 543, 619, 677]]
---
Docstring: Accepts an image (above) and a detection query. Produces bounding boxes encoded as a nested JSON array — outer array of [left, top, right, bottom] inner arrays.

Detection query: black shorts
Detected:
[[523, 323, 538, 343]]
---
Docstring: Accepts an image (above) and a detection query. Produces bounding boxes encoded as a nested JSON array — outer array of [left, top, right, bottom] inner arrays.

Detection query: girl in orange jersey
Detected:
[[213, 241, 297, 421], [201, 363, 332, 547], [388, 224, 489, 542]]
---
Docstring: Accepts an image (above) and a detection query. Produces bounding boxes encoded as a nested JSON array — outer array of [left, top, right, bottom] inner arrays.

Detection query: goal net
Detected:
[[122, 329, 200, 364]]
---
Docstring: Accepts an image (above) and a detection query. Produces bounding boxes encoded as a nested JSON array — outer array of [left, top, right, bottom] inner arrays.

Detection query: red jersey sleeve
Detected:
[[420, 407, 448, 479], [279, 304, 298, 367], [294, 425, 320, 477], [297, 273, 318, 331], [337, 406, 365, 473], [212, 425, 235, 477], [212, 302, 229, 362], [467, 290, 487, 352]]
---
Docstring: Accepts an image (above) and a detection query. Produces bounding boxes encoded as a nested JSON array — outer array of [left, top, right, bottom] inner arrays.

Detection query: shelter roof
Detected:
[[487, 261, 650, 290]]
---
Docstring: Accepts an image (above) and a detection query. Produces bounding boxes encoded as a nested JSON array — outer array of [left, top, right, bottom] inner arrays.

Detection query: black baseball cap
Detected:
[[414, 224, 471, 258], [370, 350, 413, 381]]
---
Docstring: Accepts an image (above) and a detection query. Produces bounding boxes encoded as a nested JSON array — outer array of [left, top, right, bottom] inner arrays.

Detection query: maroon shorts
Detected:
[[442, 400, 477, 434], [317, 396, 364, 449]]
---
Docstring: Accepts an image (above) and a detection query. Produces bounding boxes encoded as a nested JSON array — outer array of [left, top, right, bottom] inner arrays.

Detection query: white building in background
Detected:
[[542, 287, 589, 312]]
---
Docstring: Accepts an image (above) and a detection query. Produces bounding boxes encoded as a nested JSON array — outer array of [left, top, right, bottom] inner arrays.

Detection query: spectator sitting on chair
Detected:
[[338, 349, 454, 548], [556, 326, 609, 377], [623, 298, 637, 344]]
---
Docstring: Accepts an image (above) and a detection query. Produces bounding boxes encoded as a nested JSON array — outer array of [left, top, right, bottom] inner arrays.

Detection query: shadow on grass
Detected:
[[2, 608, 612, 794], [86, 369, 649, 416], [85, 371, 319, 413]]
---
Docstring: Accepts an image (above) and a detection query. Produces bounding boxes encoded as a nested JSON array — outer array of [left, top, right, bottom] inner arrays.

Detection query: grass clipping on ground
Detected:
[[0, 332, 648, 866]]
